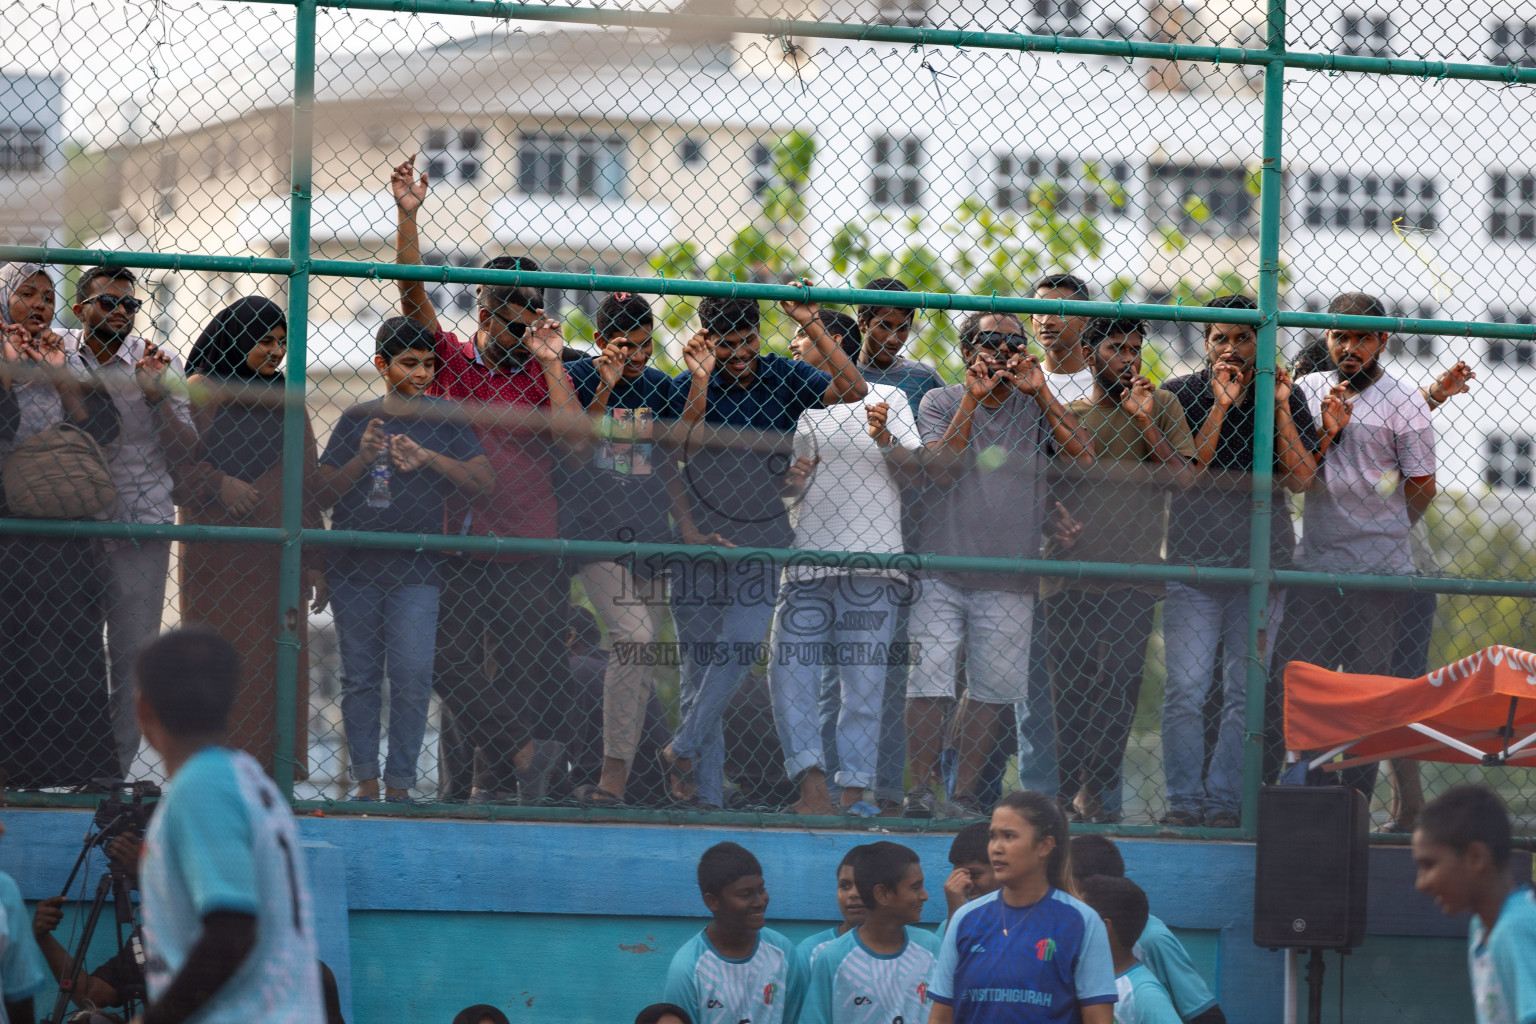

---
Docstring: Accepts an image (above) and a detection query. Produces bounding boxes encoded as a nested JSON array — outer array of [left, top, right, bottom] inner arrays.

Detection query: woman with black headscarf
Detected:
[[178, 296, 324, 779]]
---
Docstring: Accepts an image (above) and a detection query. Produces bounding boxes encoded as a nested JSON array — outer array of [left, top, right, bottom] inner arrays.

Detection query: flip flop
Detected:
[[575, 784, 625, 807]]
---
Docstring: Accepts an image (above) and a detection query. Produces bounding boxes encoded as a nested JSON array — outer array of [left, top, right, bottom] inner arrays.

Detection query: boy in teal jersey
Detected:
[[1070, 836, 1223, 1023], [802, 842, 938, 1024], [1079, 876, 1181, 1024], [1414, 783, 1536, 1024], [664, 842, 805, 1024], [135, 627, 323, 1024], [0, 821, 49, 1024], [797, 847, 870, 970]]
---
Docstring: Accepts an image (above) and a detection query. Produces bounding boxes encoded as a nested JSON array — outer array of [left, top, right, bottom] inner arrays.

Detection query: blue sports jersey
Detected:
[[801, 926, 940, 1024], [140, 747, 322, 1024], [1114, 963, 1181, 1024], [1470, 884, 1536, 1024], [797, 925, 845, 972], [664, 927, 806, 1024], [0, 870, 48, 1024], [928, 888, 1117, 1023], [1134, 915, 1217, 1021]]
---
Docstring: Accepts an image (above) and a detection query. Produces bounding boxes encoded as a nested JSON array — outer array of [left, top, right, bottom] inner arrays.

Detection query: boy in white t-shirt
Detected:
[[1079, 875, 1182, 1024], [770, 310, 922, 815], [800, 842, 939, 1024], [664, 842, 805, 1024], [1275, 291, 1437, 801]]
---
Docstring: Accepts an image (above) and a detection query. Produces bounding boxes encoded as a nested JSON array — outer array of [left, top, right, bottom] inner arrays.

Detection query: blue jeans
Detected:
[[1016, 611, 1058, 796], [334, 580, 441, 790], [1162, 582, 1285, 818], [769, 575, 901, 792], [821, 591, 910, 805], [668, 558, 780, 808]]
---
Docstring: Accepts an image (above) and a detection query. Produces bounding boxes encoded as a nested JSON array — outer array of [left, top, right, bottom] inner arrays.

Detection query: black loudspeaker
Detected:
[[1254, 785, 1369, 949]]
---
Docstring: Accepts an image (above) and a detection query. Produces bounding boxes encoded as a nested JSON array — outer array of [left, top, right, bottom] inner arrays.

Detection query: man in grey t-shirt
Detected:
[[1270, 291, 1437, 806], [903, 311, 1095, 818]]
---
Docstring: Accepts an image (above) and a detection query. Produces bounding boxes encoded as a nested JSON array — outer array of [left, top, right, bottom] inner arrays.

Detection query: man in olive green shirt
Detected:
[[1045, 317, 1196, 823]]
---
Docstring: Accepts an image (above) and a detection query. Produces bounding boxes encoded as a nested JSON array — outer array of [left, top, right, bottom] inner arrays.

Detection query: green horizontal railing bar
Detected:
[[0, 518, 1532, 596], [8, 245, 1536, 341], [134, 0, 1536, 84], [0, 245, 294, 277]]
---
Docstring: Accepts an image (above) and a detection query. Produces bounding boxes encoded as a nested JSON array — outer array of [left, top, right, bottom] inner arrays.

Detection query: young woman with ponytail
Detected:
[[925, 791, 1118, 1023]]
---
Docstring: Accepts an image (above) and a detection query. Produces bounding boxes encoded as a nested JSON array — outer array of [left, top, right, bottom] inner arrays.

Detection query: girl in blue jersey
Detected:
[[927, 791, 1117, 1024]]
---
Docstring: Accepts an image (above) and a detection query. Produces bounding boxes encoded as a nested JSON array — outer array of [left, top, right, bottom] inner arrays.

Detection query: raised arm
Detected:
[[1013, 353, 1094, 466], [1272, 367, 1316, 491], [391, 155, 439, 330], [780, 284, 867, 405]]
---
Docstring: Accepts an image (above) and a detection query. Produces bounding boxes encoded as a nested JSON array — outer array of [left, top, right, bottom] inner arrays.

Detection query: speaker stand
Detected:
[[1304, 948, 1326, 1024], [1284, 948, 1329, 1024]]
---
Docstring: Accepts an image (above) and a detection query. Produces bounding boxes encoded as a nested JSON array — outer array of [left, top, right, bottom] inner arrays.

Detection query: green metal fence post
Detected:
[[273, 0, 317, 801], [1240, 0, 1288, 836]]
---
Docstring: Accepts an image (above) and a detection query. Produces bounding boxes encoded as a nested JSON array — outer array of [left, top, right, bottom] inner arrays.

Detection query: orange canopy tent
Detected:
[[1284, 645, 1536, 771]]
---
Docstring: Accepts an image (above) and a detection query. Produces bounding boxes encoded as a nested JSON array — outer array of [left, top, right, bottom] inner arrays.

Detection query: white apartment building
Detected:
[[0, 72, 64, 247], [56, 0, 1536, 500]]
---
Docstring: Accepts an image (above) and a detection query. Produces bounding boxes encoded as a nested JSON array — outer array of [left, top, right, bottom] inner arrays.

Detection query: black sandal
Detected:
[[575, 784, 625, 807]]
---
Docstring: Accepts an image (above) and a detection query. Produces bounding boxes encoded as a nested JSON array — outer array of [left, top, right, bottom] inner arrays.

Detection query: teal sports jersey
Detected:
[[1470, 884, 1536, 1024], [140, 747, 322, 1024], [929, 888, 1117, 1024], [801, 925, 940, 1024], [798, 926, 846, 972], [1134, 915, 1217, 1021], [1114, 964, 1181, 1024], [0, 870, 48, 1024], [664, 927, 805, 1024]]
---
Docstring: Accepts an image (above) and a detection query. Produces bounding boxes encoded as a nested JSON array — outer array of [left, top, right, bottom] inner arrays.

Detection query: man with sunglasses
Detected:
[[63, 265, 198, 777], [391, 156, 583, 804], [904, 312, 1095, 817]]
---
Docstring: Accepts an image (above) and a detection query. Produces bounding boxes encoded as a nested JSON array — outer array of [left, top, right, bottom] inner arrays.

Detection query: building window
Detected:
[[517, 133, 626, 200], [1147, 163, 1253, 237], [1144, 289, 1203, 358], [1486, 434, 1536, 489], [1339, 12, 1392, 57], [871, 135, 922, 208], [1298, 171, 1437, 232], [1488, 19, 1536, 66], [0, 126, 45, 174], [424, 126, 487, 186], [678, 137, 707, 169], [992, 153, 1130, 218], [1487, 305, 1536, 365], [1386, 301, 1437, 358], [1031, 0, 1090, 35], [875, 0, 927, 26], [1489, 170, 1536, 241]]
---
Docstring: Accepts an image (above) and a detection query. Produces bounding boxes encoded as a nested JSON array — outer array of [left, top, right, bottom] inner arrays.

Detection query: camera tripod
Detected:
[[44, 798, 150, 1024]]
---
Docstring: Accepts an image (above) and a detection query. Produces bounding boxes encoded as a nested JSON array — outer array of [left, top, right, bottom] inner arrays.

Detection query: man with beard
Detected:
[[391, 155, 583, 803], [904, 312, 1095, 818], [1045, 317, 1195, 823], [64, 266, 198, 776], [1157, 294, 1318, 828], [1275, 290, 1437, 803]]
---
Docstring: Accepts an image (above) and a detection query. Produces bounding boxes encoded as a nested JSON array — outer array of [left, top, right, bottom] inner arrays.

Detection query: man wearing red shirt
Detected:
[[391, 156, 582, 803]]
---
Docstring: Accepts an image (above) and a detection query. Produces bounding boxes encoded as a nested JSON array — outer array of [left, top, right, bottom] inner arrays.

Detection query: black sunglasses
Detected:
[[487, 310, 529, 338], [91, 295, 142, 314], [972, 331, 1027, 354]]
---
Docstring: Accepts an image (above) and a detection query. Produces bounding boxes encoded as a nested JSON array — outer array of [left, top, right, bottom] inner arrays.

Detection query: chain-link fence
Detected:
[[3, 0, 1536, 837]]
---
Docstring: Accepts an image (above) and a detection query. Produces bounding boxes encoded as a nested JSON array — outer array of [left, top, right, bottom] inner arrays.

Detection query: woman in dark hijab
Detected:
[[179, 296, 324, 779]]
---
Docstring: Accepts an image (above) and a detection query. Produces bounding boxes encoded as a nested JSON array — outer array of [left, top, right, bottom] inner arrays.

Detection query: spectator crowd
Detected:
[[0, 152, 1484, 831]]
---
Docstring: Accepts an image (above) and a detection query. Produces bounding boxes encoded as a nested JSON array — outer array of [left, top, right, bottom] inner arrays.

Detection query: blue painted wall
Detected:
[[0, 810, 1494, 1024]]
